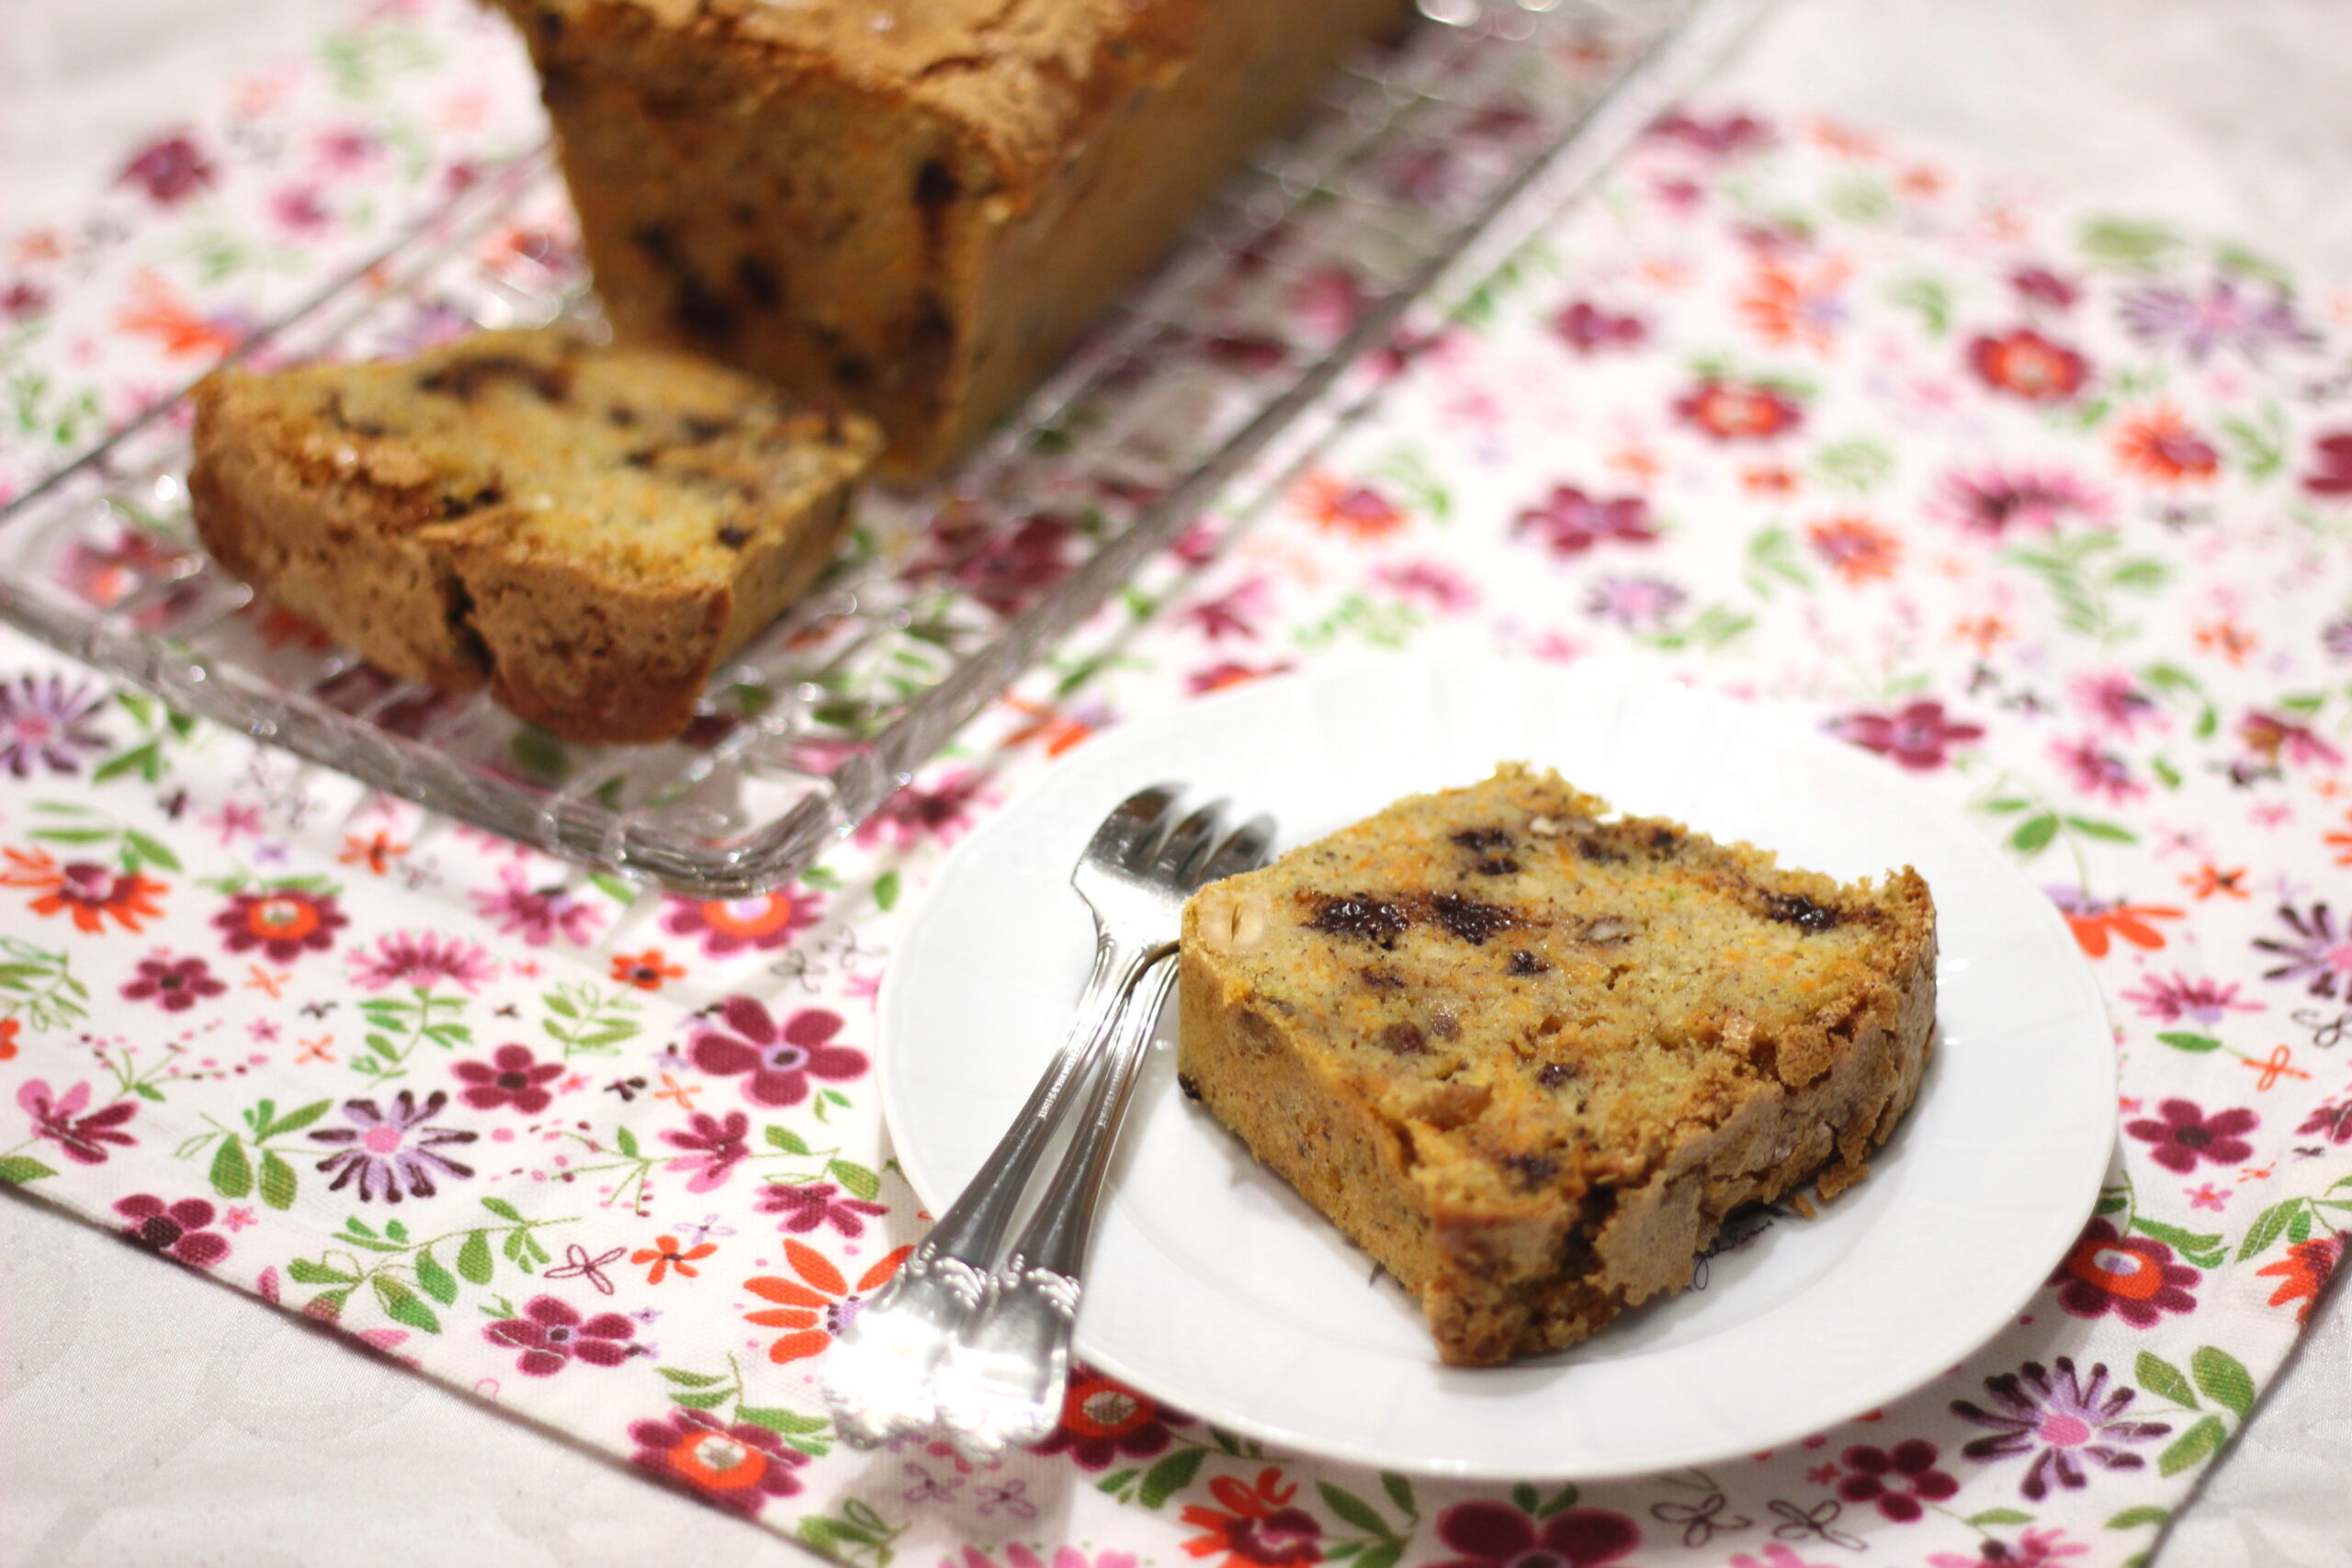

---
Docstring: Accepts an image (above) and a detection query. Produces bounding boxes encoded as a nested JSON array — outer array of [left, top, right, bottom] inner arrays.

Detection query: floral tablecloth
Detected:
[[6, 6, 2352, 1568]]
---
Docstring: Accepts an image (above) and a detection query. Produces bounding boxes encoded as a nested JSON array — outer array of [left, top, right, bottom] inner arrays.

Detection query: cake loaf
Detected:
[[187, 328, 881, 744], [489, 0, 1418, 477], [1178, 763, 1938, 1366]]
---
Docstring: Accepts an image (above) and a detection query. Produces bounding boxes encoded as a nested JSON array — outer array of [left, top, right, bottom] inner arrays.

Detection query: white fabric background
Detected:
[[3, 2, 2348, 1563]]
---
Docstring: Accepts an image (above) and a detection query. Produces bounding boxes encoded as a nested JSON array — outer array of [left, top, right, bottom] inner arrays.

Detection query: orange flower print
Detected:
[[3, 847, 165, 934], [2113, 407, 2220, 484], [1739, 257, 1851, 353], [1805, 515, 1902, 583], [1968, 328, 2088, 403], [610, 949, 684, 991], [2183, 863, 2250, 900], [1742, 465, 1799, 497], [339, 829, 408, 874], [743, 1239, 912, 1363], [2325, 814, 2352, 868], [2192, 618, 2255, 664], [0, 1017, 18, 1061], [2256, 1235, 2341, 1325], [1182, 1467, 1322, 1568], [113, 270, 242, 358], [632, 1233, 718, 1283], [2052, 890, 2185, 958], [1291, 471, 1406, 540]]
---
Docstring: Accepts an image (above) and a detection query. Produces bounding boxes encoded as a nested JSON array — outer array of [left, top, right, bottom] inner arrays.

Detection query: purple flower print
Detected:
[[453, 1044, 564, 1115], [1951, 1357, 2171, 1499], [0, 672, 109, 777], [346, 930, 495, 992], [115, 1194, 230, 1269], [1582, 575, 1686, 631], [2010, 266, 2079, 310], [2051, 735, 2143, 803], [2050, 1218, 2199, 1326], [662, 1111, 752, 1192], [2297, 1099, 2352, 1145], [2118, 276, 2321, 365], [484, 1294, 639, 1375], [119, 954, 225, 1012], [310, 1090, 478, 1202], [756, 1179, 887, 1237], [213, 885, 347, 963], [1836, 1440, 1958, 1522], [118, 132, 215, 203], [1932, 466, 2107, 539], [2118, 972, 2260, 1027], [470, 864, 604, 947], [854, 768, 994, 852], [1551, 301, 1647, 355], [17, 1078, 137, 1165], [2254, 903, 2352, 998], [690, 998, 867, 1108], [1650, 111, 1773, 156], [2068, 672, 2162, 737], [1424, 1499, 1638, 1568], [1513, 486, 1658, 558], [629, 1407, 808, 1515], [1831, 700, 1985, 771], [2125, 1099, 2256, 1174]]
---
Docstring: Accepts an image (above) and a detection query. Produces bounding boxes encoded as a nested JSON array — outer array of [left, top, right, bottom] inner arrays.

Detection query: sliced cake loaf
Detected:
[[1177, 762, 1938, 1366], [187, 328, 880, 744]]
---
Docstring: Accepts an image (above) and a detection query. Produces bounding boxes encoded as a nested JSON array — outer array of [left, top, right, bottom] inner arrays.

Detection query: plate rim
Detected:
[[875, 656, 2118, 1478]]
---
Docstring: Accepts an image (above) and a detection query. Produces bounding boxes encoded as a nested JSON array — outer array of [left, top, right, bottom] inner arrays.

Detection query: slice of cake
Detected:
[[487, 0, 1418, 476], [1177, 763, 1938, 1367], [187, 328, 881, 744]]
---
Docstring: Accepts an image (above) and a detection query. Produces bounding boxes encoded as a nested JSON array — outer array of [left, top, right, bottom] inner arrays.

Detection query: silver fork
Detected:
[[820, 786, 1273, 1450], [931, 804, 1273, 1461]]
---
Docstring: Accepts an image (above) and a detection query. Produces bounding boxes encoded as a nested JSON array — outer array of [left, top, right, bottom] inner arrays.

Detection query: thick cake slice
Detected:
[[188, 328, 881, 744], [1177, 763, 1937, 1366]]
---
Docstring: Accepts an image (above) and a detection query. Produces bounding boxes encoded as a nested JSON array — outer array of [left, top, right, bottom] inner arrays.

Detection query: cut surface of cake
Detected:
[[488, 0, 1418, 476], [188, 327, 881, 744], [1177, 763, 1938, 1367]]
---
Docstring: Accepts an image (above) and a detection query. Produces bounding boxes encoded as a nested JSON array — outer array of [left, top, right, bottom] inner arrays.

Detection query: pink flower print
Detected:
[[755, 1179, 887, 1237], [1551, 301, 1646, 355], [2241, 710, 2344, 770], [1582, 574, 1686, 631], [2118, 972, 2260, 1027], [2050, 1218, 2199, 1326], [661, 884, 822, 958], [1374, 560, 1477, 611], [2296, 1098, 2352, 1145], [1182, 579, 1272, 642], [2052, 735, 2143, 803], [470, 864, 604, 947], [118, 133, 215, 203], [952, 1548, 1137, 1568], [18, 1078, 137, 1165], [119, 954, 226, 1013], [1651, 111, 1774, 156], [629, 1408, 808, 1515], [1951, 1357, 2172, 1499], [1835, 1440, 1957, 1522], [271, 184, 331, 234], [690, 998, 867, 1108], [2304, 430, 2352, 499], [213, 885, 347, 963], [309, 1090, 478, 1201], [2254, 902, 2352, 998], [484, 1294, 639, 1375], [854, 767, 994, 852], [1830, 700, 1984, 770], [662, 1111, 752, 1192], [1423, 1498, 1637, 1568], [2069, 672, 2162, 737], [2010, 266, 2079, 310], [453, 1044, 564, 1115], [347, 930, 496, 992], [1928, 1529, 2089, 1568], [1730, 1550, 1837, 1568], [1932, 466, 2107, 538], [115, 1194, 229, 1268], [1513, 486, 1657, 558]]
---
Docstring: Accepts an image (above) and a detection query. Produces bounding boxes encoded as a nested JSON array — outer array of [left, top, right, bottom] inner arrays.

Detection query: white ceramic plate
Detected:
[[876, 659, 2115, 1479]]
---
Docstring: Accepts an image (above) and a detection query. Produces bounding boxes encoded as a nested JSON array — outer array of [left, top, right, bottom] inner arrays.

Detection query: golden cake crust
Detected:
[[1177, 763, 1939, 1366], [187, 327, 880, 744]]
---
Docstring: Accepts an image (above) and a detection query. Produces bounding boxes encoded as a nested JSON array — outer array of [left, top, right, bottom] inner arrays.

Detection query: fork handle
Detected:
[[933, 948, 1180, 1459]]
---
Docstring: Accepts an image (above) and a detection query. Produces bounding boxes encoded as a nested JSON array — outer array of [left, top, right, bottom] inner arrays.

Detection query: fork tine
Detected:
[[1147, 799, 1227, 883], [1194, 812, 1277, 888], [1082, 784, 1180, 882]]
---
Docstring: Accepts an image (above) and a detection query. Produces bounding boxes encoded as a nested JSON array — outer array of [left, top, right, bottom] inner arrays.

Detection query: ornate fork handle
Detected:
[[820, 931, 1165, 1448], [933, 951, 1182, 1461]]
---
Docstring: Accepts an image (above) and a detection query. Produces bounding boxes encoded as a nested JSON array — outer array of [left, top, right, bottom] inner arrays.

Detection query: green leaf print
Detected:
[[2238, 1199, 2300, 1258], [1137, 1447, 1206, 1508], [0, 1155, 59, 1185], [456, 1230, 495, 1283], [373, 1275, 442, 1334], [2135, 1351, 2196, 1410], [414, 1248, 460, 1306], [2157, 1414, 2226, 1477], [1317, 1482, 1393, 1537], [209, 1135, 254, 1200], [2010, 814, 2060, 855], [2107, 1506, 2169, 1530], [257, 1150, 298, 1211], [2157, 1031, 2223, 1054], [2079, 218, 2184, 271], [1966, 1508, 2034, 1528], [2190, 1347, 2256, 1419]]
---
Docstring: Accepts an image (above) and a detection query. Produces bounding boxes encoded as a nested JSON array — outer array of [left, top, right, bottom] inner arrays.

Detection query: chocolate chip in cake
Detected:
[[834, 355, 874, 389], [1475, 857, 1521, 875], [1375, 1021, 1427, 1056], [1648, 825, 1682, 856], [716, 525, 751, 549], [735, 253, 781, 309], [1534, 1062, 1576, 1089], [1359, 966, 1408, 991], [1573, 835, 1628, 865], [913, 159, 961, 209], [605, 404, 639, 427], [1451, 827, 1514, 853], [673, 276, 738, 344], [683, 416, 730, 444], [417, 355, 572, 405], [1430, 894, 1514, 945], [1307, 894, 1411, 949], [1176, 1073, 1204, 1101], [1763, 892, 1842, 931], [1499, 1152, 1558, 1191], [1507, 949, 1550, 976]]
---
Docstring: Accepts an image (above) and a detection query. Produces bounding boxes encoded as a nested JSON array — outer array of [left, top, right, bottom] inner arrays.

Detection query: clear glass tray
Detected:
[[0, 0, 1750, 895]]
